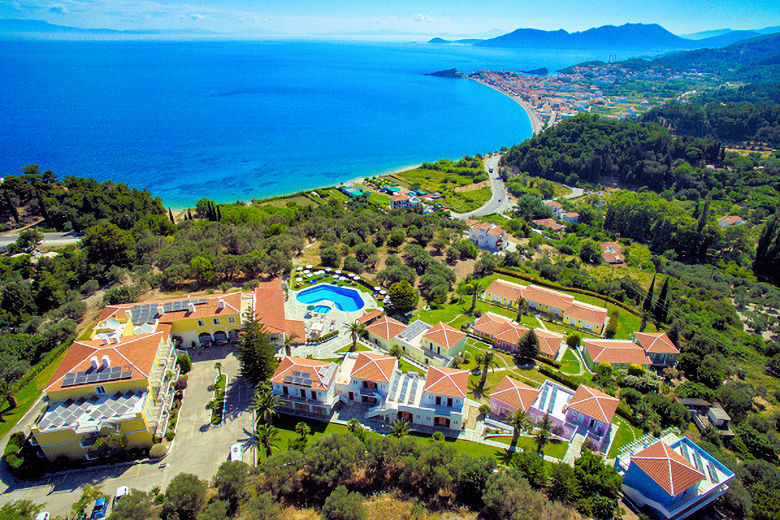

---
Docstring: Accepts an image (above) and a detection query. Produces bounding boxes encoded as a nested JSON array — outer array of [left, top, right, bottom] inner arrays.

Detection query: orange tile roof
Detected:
[[356, 310, 383, 325], [485, 279, 526, 302], [423, 322, 466, 349], [351, 352, 397, 383], [534, 329, 565, 357], [600, 242, 624, 263], [532, 218, 565, 231], [487, 226, 506, 236], [717, 215, 745, 225], [366, 315, 407, 340], [100, 292, 243, 324], [524, 285, 574, 311], [631, 441, 705, 496], [634, 332, 679, 355], [391, 194, 410, 202], [472, 312, 530, 347], [543, 200, 563, 209], [584, 339, 651, 366], [270, 356, 336, 391], [566, 301, 608, 326], [423, 366, 468, 398], [46, 333, 163, 392], [254, 278, 305, 339], [491, 375, 540, 412], [568, 384, 619, 424]]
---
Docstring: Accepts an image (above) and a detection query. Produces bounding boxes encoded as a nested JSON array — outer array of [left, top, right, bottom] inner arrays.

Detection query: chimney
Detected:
[[101, 355, 110, 369], [90, 356, 99, 370], [124, 310, 132, 319], [218, 298, 225, 310], [187, 302, 195, 314], [110, 336, 120, 345], [157, 304, 165, 316]]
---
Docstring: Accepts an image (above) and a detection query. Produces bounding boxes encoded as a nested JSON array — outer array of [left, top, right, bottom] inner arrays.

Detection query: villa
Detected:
[[717, 215, 746, 228], [336, 352, 397, 406], [634, 332, 679, 367], [471, 312, 564, 358], [616, 435, 734, 519], [601, 242, 625, 264], [365, 315, 407, 350], [543, 199, 563, 218], [271, 357, 340, 417], [488, 376, 618, 453], [366, 317, 466, 367], [468, 221, 507, 251], [532, 218, 566, 232], [583, 339, 652, 369], [561, 211, 580, 224], [483, 279, 608, 334]]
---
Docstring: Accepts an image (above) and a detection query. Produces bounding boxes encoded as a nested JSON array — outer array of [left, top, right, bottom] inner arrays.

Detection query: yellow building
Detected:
[[31, 326, 177, 461]]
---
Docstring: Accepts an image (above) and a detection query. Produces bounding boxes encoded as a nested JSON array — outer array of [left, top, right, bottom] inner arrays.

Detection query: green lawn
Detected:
[[607, 416, 643, 459], [367, 191, 392, 206], [336, 343, 371, 353], [559, 348, 581, 375], [392, 161, 492, 213], [398, 359, 424, 374], [211, 374, 227, 425], [0, 349, 67, 440], [489, 436, 569, 459]]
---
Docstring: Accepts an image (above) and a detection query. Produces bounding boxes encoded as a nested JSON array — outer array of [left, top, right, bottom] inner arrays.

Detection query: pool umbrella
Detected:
[[373, 286, 381, 291], [306, 264, 313, 269]]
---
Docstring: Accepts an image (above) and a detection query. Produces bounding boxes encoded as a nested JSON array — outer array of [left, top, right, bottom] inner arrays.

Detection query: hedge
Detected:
[[3, 334, 75, 407], [535, 355, 562, 369], [306, 330, 338, 345], [494, 267, 644, 318], [538, 365, 582, 389]]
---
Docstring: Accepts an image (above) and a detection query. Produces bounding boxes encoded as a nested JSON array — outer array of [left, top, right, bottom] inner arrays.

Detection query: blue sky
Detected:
[[2, 0, 780, 36]]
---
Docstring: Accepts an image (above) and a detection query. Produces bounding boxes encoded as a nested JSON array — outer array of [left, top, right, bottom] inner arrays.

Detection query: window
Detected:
[[213, 318, 220, 325], [310, 390, 317, 399], [95, 386, 106, 395], [435, 396, 441, 405], [300, 389, 306, 398], [282, 386, 288, 395], [197, 320, 205, 327], [228, 317, 235, 323], [447, 397, 453, 407]]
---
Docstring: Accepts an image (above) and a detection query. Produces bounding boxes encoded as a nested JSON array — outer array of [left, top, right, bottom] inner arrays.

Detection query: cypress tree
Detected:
[[216, 205, 222, 221], [754, 213, 780, 284], [2, 190, 20, 225], [642, 274, 656, 314], [168, 207, 175, 224], [187, 209, 193, 220], [654, 277, 670, 324], [697, 193, 711, 233]]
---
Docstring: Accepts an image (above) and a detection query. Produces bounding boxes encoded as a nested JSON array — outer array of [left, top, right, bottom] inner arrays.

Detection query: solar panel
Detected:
[[62, 374, 76, 387], [86, 373, 99, 383], [121, 371, 133, 379], [98, 372, 110, 382], [75, 375, 88, 385], [109, 367, 122, 377]]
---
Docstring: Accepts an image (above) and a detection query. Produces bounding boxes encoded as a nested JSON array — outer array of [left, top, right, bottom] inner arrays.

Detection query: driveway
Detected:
[[453, 155, 514, 219], [0, 345, 254, 516]]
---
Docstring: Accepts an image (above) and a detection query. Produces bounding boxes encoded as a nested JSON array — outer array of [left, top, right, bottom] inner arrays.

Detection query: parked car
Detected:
[[229, 442, 243, 462], [114, 486, 129, 504], [34, 514, 50, 520], [91, 497, 108, 519]]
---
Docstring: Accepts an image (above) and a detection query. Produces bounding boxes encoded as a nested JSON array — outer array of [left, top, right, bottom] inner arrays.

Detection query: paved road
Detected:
[[0, 232, 83, 251], [453, 155, 513, 219], [0, 345, 253, 517], [559, 185, 584, 200]]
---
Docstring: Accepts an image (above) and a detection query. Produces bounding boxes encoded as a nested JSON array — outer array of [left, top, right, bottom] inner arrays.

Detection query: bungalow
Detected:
[[419, 366, 468, 429], [420, 322, 467, 359], [468, 222, 507, 251], [534, 329, 565, 358], [395, 320, 463, 367], [523, 285, 575, 319], [390, 194, 411, 209], [617, 436, 734, 520], [483, 279, 526, 307], [717, 215, 746, 228], [472, 312, 530, 352], [561, 212, 580, 224], [531, 218, 566, 232], [564, 384, 619, 452], [365, 315, 407, 350], [601, 242, 625, 264], [336, 352, 397, 407], [489, 375, 540, 417], [634, 332, 679, 367], [543, 200, 563, 218], [583, 339, 651, 369], [271, 356, 340, 417], [563, 301, 608, 334]]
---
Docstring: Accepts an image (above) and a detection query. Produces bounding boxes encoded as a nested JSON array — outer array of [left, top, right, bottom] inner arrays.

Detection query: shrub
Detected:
[[242, 492, 282, 520], [177, 354, 192, 374], [175, 376, 189, 390], [627, 363, 644, 376], [165, 431, 176, 441], [102, 285, 139, 305], [322, 485, 365, 520], [149, 444, 168, 459]]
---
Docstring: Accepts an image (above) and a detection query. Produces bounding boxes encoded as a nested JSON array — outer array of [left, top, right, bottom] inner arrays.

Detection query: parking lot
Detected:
[[0, 345, 254, 517]]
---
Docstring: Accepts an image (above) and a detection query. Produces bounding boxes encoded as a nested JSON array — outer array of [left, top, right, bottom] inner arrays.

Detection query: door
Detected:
[[348, 391, 354, 401]]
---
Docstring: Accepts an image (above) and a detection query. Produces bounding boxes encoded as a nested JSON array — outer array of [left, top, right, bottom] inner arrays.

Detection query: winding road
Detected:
[[452, 155, 513, 219], [0, 232, 83, 252]]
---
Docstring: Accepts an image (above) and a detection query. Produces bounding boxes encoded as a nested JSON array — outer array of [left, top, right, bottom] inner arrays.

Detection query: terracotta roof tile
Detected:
[[717, 215, 745, 225], [423, 366, 468, 398], [422, 322, 466, 349], [472, 312, 530, 347], [101, 292, 243, 324], [270, 356, 336, 391], [366, 315, 407, 341], [584, 339, 651, 366], [634, 332, 679, 355], [254, 278, 305, 339], [534, 329, 565, 357], [491, 375, 540, 412], [600, 242, 624, 263], [531, 218, 565, 231], [631, 441, 705, 496], [351, 352, 397, 383], [524, 285, 574, 310], [356, 310, 383, 325], [568, 384, 619, 424], [485, 279, 526, 302], [566, 301, 608, 326]]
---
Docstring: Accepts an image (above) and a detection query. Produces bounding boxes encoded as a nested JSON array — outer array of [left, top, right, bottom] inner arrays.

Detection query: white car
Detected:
[[229, 443, 243, 462], [35, 514, 50, 520], [114, 486, 129, 504]]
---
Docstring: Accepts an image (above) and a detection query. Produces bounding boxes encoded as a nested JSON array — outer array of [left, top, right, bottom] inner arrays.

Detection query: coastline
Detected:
[[468, 77, 544, 135]]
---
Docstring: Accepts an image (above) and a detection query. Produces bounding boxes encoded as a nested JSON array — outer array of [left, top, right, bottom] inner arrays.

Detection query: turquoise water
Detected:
[[311, 305, 331, 314], [297, 284, 365, 312], [0, 40, 627, 206]]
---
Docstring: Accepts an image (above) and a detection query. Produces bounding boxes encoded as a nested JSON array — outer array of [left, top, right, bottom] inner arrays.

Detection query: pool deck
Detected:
[[285, 283, 380, 344]]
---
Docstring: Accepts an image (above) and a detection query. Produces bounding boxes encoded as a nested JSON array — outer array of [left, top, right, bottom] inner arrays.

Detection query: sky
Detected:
[[2, 0, 780, 37]]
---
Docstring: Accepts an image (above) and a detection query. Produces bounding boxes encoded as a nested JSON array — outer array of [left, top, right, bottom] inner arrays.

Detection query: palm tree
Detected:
[[251, 423, 280, 458], [391, 419, 410, 438], [466, 280, 482, 313], [510, 409, 531, 445], [535, 413, 552, 454], [342, 321, 366, 352], [295, 422, 311, 444], [283, 332, 299, 357], [475, 350, 498, 390], [251, 383, 279, 426], [515, 297, 527, 323]]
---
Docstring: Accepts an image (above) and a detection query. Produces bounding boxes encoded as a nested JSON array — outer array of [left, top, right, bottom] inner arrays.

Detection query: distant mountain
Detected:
[[475, 23, 691, 50], [694, 30, 763, 48], [428, 37, 483, 44], [682, 28, 735, 40], [0, 18, 216, 36]]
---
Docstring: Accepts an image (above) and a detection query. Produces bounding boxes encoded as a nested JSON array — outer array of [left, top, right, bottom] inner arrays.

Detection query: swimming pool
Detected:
[[296, 284, 365, 312], [311, 305, 331, 314]]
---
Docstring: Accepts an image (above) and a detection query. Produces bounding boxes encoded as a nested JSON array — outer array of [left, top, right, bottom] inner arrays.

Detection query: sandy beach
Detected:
[[469, 77, 544, 135]]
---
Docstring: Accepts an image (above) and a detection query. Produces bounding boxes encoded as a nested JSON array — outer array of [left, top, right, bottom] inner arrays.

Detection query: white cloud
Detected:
[[49, 3, 68, 14], [413, 13, 431, 24], [189, 13, 202, 21]]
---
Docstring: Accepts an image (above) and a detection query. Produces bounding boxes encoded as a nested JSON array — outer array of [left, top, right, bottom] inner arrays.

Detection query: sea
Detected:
[[0, 39, 636, 207]]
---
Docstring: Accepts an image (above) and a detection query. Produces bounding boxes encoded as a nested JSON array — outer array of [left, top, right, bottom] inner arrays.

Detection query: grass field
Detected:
[[607, 416, 643, 459], [0, 349, 67, 440], [559, 348, 582, 375], [336, 343, 371, 353], [488, 435, 569, 459], [393, 161, 492, 213]]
